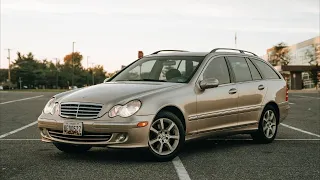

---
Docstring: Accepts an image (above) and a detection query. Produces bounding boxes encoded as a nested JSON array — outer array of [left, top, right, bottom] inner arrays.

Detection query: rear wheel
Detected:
[[53, 142, 92, 153], [148, 111, 185, 162], [251, 105, 278, 143]]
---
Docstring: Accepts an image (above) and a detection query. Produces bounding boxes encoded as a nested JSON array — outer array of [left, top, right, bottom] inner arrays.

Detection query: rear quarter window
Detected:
[[251, 59, 280, 79]]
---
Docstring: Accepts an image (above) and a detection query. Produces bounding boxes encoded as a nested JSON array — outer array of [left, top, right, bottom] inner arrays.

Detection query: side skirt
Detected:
[[185, 123, 258, 142]]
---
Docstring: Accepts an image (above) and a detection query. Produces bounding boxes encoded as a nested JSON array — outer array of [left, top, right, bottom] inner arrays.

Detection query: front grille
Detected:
[[60, 102, 103, 119], [48, 130, 112, 142]]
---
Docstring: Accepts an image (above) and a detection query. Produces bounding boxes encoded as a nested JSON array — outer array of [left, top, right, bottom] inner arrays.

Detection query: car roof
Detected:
[[144, 51, 259, 58], [144, 52, 209, 57]]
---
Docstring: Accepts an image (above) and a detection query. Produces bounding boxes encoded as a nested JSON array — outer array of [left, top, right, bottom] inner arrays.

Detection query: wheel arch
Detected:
[[264, 101, 280, 124], [155, 105, 186, 132]]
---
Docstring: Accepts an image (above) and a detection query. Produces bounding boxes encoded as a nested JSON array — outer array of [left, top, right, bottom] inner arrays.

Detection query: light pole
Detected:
[[90, 62, 95, 85], [235, 32, 237, 49], [54, 58, 59, 89], [72, 42, 75, 86], [19, 77, 22, 89], [86, 56, 90, 86], [87, 56, 89, 70]]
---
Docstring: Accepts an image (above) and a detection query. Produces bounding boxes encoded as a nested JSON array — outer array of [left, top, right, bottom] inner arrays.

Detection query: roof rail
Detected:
[[210, 48, 257, 56], [150, 50, 189, 55]]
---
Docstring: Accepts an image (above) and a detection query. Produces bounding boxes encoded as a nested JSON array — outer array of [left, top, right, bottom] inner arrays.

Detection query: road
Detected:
[[0, 91, 319, 180]]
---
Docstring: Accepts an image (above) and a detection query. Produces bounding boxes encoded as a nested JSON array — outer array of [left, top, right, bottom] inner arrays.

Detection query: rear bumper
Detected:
[[38, 114, 155, 148], [279, 102, 290, 123]]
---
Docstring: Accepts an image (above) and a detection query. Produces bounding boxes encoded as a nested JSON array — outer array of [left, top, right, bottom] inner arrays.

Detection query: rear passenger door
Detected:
[[226, 56, 267, 126]]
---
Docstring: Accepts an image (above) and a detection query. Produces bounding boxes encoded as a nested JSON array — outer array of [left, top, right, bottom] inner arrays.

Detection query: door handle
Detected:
[[258, 85, 265, 90], [229, 88, 237, 94]]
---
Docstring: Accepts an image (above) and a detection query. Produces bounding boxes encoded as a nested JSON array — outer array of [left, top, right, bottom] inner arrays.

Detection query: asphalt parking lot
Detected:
[[0, 91, 319, 180]]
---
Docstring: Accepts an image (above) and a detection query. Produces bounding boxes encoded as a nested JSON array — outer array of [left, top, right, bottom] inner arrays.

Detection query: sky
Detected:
[[1, 0, 319, 72]]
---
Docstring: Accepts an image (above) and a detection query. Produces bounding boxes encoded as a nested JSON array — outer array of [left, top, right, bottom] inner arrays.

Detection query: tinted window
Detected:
[[228, 56, 252, 82], [203, 57, 230, 84], [252, 59, 280, 79], [246, 59, 262, 80]]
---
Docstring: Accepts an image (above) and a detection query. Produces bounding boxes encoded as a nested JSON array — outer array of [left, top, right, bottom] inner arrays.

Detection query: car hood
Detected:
[[59, 82, 182, 105]]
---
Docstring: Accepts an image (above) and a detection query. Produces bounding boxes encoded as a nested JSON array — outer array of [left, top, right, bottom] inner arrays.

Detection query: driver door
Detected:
[[196, 56, 239, 133]]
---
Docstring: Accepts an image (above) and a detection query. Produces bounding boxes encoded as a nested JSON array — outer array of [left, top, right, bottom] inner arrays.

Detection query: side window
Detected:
[[203, 57, 230, 84], [246, 59, 262, 80], [228, 56, 252, 82], [251, 59, 280, 79]]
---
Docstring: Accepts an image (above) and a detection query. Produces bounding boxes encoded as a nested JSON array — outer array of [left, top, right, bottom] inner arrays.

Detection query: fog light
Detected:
[[116, 133, 127, 142], [42, 128, 49, 137], [137, 121, 148, 127]]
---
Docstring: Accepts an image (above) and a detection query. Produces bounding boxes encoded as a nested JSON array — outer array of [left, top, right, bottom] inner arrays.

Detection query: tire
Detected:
[[251, 105, 278, 143], [147, 111, 185, 162], [53, 142, 92, 153]]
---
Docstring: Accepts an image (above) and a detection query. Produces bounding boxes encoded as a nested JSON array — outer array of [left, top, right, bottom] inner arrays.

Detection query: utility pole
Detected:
[[72, 42, 75, 86], [4, 48, 12, 82]]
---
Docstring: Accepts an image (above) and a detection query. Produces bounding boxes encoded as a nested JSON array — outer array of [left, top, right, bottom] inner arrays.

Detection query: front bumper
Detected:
[[38, 114, 155, 148]]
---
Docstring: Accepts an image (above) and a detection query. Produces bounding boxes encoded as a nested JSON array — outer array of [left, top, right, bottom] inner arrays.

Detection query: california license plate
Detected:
[[63, 122, 83, 136]]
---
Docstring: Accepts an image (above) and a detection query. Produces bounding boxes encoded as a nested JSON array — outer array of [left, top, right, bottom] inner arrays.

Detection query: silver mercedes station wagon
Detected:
[[38, 48, 290, 161]]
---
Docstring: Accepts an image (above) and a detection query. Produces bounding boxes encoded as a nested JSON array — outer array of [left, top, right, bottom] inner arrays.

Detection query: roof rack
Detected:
[[210, 48, 257, 56], [150, 50, 189, 55]]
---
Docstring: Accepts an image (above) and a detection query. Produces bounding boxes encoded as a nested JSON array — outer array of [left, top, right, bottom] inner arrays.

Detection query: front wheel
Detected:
[[251, 105, 278, 143], [53, 142, 92, 153], [148, 111, 185, 162]]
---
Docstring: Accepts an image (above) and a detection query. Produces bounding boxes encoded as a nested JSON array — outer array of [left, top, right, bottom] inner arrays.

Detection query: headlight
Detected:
[[43, 97, 57, 115], [108, 100, 142, 118]]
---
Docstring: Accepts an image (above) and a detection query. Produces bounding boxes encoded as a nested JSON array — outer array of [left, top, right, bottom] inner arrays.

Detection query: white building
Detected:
[[264, 36, 320, 89]]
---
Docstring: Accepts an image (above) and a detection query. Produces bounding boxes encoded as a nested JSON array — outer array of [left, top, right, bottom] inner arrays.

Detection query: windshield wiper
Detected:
[[134, 79, 167, 82], [116, 79, 167, 82]]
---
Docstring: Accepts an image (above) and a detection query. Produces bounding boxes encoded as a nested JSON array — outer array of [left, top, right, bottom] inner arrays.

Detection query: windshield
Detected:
[[110, 56, 204, 83]]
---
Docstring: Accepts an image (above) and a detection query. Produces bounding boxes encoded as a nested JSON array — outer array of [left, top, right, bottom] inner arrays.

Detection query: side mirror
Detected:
[[199, 78, 219, 90]]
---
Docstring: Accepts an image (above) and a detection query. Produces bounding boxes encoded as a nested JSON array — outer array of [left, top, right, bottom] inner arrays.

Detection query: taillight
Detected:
[[285, 85, 288, 101]]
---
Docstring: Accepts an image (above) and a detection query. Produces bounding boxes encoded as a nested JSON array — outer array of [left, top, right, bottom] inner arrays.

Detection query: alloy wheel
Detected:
[[262, 110, 277, 139], [148, 118, 180, 156]]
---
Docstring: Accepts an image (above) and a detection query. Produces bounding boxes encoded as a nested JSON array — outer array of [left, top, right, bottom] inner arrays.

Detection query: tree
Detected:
[[269, 42, 291, 66], [63, 52, 83, 69], [12, 52, 40, 88], [6, 51, 106, 89], [89, 65, 107, 85], [62, 52, 85, 87], [0, 69, 8, 83], [305, 46, 319, 89]]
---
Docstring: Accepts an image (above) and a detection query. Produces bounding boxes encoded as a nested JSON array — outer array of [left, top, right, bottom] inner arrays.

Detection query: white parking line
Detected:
[[289, 102, 295, 105], [207, 138, 320, 141], [292, 95, 320, 99], [0, 139, 41, 141], [172, 156, 191, 180], [0, 95, 44, 105], [0, 121, 38, 139], [274, 139, 320, 141], [281, 123, 320, 138], [1, 138, 319, 141]]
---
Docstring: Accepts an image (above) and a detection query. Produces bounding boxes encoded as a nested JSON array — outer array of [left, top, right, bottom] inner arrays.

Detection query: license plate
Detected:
[[63, 122, 83, 136]]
